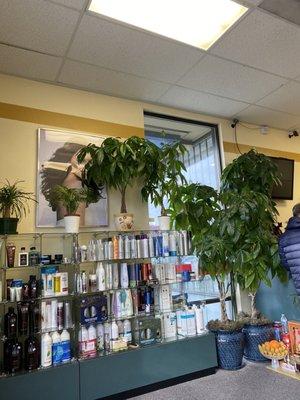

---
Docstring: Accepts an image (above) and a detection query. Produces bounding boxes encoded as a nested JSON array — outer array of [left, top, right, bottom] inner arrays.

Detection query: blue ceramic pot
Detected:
[[213, 329, 245, 370], [243, 324, 274, 362]]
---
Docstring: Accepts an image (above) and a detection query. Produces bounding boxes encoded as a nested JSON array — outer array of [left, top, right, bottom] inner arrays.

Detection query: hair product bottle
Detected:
[[51, 331, 62, 365], [120, 263, 129, 289], [18, 303, 29, 335], [123, 319, 132, 343], [61, 329, 71, 363], [18, 247, 29, 267], [6, 243, 16, 268], [96, 262, 106, 291], [4, 307, 17, 338], [41, 332, 52, 367], [24, 335, 39, 370], [4, 338, 22, 373]]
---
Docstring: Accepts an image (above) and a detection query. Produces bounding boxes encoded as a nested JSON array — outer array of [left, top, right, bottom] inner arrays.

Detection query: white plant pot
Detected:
[[114, 213, 134, 231], [158, 216, 171, 230], [64, 215, 80, 233]]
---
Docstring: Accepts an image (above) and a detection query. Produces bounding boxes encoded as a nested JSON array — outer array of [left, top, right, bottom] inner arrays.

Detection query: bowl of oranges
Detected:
[[259, 340, 288, 368]]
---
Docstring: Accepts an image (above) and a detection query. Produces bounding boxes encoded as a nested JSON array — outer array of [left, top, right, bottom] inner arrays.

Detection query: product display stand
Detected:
[[0, 231, 217, 400]]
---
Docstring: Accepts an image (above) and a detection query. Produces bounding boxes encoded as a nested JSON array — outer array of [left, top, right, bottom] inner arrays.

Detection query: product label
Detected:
[[52, 342, 63, 365], [61, 340, 71, 363]]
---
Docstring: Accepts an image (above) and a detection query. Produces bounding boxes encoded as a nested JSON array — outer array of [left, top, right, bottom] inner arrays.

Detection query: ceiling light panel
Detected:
[[89, 0, 248, 50]]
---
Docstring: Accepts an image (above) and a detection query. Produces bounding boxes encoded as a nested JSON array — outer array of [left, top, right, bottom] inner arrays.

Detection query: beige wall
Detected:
[[0, 73, 299, 233]]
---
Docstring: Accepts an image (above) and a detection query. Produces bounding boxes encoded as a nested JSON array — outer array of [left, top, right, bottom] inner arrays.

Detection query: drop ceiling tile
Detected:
[[240, 0, 263, 5], [211, 9, 300, 78], [47, 0, 86, 10], [178, 55, 287, 103], [259, 0, 300, 26], [0, 44, 62, 80], [59, 60, 170, 102], [68, 15, 204, 83], [235, 105, 300, 129], [158, 86, 249, 117], [258, 81, 300, 115], [0, 0, 80, 56]]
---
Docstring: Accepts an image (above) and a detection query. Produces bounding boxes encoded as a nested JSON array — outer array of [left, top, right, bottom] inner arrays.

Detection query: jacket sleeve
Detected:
[[278, 234, 290, 271]]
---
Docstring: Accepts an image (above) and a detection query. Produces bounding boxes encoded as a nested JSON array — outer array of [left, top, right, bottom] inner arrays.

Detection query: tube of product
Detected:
[[162, 232, 169, 257], [41, 301, 46, 331], [51, 300, 58, 330], [141, 234, 149, 258], [46, 301, 52, 330], [96, 239, 104, 261], [112, 263, 119, 289], [6, 243, 16, 268], [57, 302, 64, 330], [169, 233, 177, 256], [64, 302, 73, 329], [112, 236, 119, 260], [148, 234, 155, 258], [15, 286, 22, 302], [130, 236, 137, 259]]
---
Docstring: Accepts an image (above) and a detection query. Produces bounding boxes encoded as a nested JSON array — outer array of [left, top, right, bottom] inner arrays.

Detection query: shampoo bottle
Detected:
[[41, 332, 52, 367], [61, 329, 71, 363], [96, 323, 104, 351], [105, 263, 113, 290], [111, 321, 119, 341], [120, 263, 129, 289], [24, 335, 39, 370], [123, 319, 132, 343], [96, 262, 106, 291], [52, 331, 62, 365]]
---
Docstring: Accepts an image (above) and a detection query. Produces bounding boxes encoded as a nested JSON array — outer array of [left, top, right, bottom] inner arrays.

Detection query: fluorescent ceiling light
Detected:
[[89, 0, 248, 50]]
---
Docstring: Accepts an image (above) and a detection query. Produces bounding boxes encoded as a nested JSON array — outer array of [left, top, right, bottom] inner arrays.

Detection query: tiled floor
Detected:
[[131, 362, 297, 400]]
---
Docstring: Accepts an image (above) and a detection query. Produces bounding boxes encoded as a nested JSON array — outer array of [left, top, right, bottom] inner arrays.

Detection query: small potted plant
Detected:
[[78, 136, 159, 231], [141, 140, 187, 230], [222, 149, 287, 361], [49, 185, 97, 233], [0, 180, 36, 234]]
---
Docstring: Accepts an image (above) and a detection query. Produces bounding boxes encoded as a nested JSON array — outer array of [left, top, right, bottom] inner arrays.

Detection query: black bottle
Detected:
[[24, 335, 39, 371], [4, 338, 22, 374], [18, 303, 29, 335], [29, 247, 40, 266], [29, 302, 40, 333], [4, 307, 17, 338], [28, 275, 37, 299]]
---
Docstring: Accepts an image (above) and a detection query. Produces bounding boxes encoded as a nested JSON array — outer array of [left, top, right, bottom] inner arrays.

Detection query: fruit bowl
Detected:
[[259, 340, 288, 369]]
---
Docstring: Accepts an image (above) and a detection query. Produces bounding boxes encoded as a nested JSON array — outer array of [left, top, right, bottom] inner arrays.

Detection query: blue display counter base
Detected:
[[0, 333, 217, 400], [80, 333, 217, 400]]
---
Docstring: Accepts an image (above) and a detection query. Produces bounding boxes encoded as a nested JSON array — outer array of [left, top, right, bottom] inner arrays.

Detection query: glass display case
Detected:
[[0, 230, 210, 377]]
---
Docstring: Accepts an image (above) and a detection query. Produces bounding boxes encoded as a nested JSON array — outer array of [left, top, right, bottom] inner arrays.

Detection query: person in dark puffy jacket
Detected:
[[279, 204, 300, 296]]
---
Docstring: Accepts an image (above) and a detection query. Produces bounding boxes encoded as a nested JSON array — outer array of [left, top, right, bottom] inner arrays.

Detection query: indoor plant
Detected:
[[221, 149, 287, 361], [170, 183, 251, 369], [78, 136, 159, 230], [0, 180, 36, 234], [141, 140, 187, 230], [49, 185, 97, 233]]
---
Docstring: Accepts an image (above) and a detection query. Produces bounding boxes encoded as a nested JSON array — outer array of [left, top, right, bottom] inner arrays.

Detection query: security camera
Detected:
[[231, 119, 239, 129], [288, 130, 299, 138]]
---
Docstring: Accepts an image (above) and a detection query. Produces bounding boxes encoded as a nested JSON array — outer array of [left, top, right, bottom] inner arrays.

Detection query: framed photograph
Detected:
[[36, 128, 108, 228]]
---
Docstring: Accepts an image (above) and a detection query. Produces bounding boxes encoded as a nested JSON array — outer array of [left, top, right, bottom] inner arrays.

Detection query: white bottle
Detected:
[[148, 234, 155, 258], [96, 262, 106, 291], [193, 304, 205, 333], [112, 263, 119, 289], [81, 271, 87, 293], [52, 331, 62, 365], [169, 233, 177, 256], [41, 332, 52, 367], [78, 326, 88, 356], [96, 323, 105, 351], [130, 237, 137, 259], [117, 320, 124, 338], [142, 235, 149, 258], [123, 319, 132, 343], [120, 263, 129, 289], [118, 235, 124, 259], [51, 299, 58, 330], [61, 329, 71, 363], [104, 322, 111, 351], [111, 321, 119, 341], [105, 263, 113, 289], [87, 325, 97, 356], [124, 236, 131, 259], [186, 308, 196, 336]]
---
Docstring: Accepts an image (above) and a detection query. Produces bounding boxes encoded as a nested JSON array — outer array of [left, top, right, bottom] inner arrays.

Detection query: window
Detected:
[[144, 112, 232, 322]]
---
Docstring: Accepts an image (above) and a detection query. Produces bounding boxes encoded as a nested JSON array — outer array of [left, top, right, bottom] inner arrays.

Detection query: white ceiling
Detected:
[[0, 0, 300, 131]]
